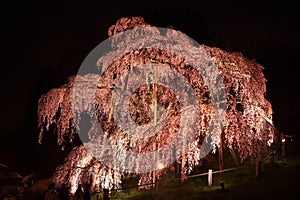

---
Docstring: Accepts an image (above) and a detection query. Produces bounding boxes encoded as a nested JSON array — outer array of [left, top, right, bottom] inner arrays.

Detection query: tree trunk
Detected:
[[218, 138, 224, 172], [229, 148, 239, 166]]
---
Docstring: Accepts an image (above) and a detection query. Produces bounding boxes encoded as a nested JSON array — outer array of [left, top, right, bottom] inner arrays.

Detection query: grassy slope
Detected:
[[109, 140, 300, 200]]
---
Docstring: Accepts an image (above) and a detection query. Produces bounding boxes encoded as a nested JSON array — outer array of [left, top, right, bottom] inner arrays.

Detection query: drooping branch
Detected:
[[204, 46, 274, 161], [52, 145, 122, 195]]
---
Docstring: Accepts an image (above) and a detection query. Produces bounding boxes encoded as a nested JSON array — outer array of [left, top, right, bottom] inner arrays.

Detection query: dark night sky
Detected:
[[0, 0, 299, 175]]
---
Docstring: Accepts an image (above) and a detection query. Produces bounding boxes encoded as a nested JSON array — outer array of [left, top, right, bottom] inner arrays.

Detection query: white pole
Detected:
[[208, 169, 213, 186]]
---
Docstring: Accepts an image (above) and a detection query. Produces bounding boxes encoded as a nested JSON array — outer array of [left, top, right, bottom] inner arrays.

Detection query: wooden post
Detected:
[[281, 132, 285, 159], [282, 142, 286, 158], [256, 161, 261, 177], [103, 188, 109, 200], [218, 136, 224, 172], [208, 169, 213, 186]]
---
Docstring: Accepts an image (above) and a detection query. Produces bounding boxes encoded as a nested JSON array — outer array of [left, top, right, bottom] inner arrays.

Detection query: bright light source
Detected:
[[282, 138, 286, 143], [157, 162, 164, 170]]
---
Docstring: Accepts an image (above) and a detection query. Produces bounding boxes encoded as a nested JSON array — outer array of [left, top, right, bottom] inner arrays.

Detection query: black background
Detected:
[[0, 0, 299, 175]]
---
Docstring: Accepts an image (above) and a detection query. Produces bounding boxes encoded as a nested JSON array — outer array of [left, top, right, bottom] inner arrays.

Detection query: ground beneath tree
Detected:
[[111, 140, 300, 200]]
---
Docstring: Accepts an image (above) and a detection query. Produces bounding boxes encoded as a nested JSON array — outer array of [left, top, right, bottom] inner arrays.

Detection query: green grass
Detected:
[[97, 141, 300, 199]]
